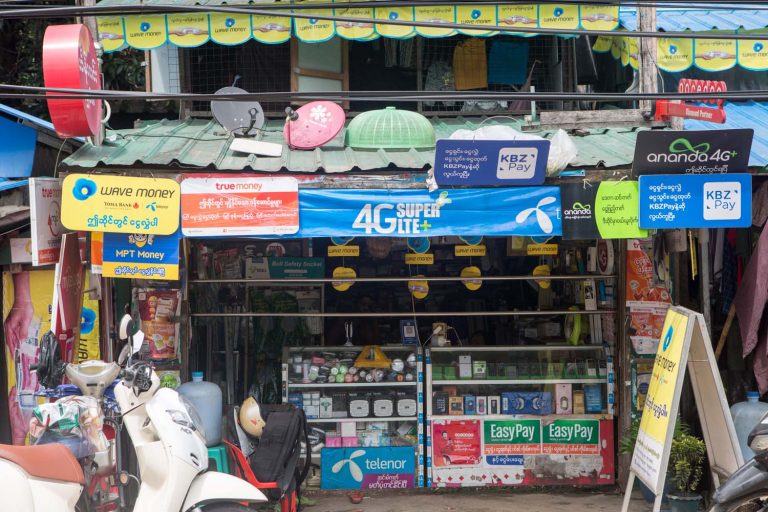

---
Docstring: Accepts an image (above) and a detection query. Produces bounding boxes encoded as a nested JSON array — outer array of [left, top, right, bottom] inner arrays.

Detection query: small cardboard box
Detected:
[[319, 396, 333, 418], [458, 355, 473, 379], [464, 395, 476, 415], [433, 392, 449, 415], [340, 421, 356, 438], [573, 390, 586, 414], [555, 384, 572, 414], [304, 405, 319, 418], [472, 361, 487, 379], [476, 396, 488, 415], [449, 396, 464, 415], [488, 396, 501, 415], [325, 435, 342, 448], [342, 437, 358, 447]]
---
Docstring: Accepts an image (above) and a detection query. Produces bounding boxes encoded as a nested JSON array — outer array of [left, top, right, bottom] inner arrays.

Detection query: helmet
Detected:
[[239, 396, 266, 438]]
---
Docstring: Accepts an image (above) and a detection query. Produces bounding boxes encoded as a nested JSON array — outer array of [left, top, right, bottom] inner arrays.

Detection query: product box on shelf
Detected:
[[340, 421, 356, 437], [373, 395, 395, 417], [501, 391, 553, 415], [476, 396, 487, 415], [584, 384, 603, 413], [342, 437, 358, 447], [458, 355, 472, 379], [573, 390, 586, 414], [319, 396, 333, 418], [331, 392, 348, 418], [288, 393, 303, 408], [472, 361, 487, 379], [433, 392, 449, 415], [449, 396, 464, 415], [396, 393, 417, 417], [464, 395, 476, 415], [305, 405, 320, 419], [555, 384, 572, 414], [349, 394, 371, 418], [326, 435, 342, 448], [488, 396, 501, 415]]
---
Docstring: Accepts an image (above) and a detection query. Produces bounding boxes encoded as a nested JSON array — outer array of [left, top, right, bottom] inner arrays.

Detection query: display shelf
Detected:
[[286, 345, 417, 352], [429, 413, 612, 421], [308, 416, 417, 423], [431, 378, 606, 385], [429, 345, 605, 353], [289, 381, 416, 389]]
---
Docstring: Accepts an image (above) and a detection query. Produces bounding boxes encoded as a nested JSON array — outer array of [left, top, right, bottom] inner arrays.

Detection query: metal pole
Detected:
[[190, 310, 615, 318], [189, 275, 617, 284], [698, 228, 712, 336], [638, 4, 658, 113]]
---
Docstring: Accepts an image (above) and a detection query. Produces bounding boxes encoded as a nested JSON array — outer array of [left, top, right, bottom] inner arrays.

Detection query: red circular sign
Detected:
[[43, 24, 102, 137]]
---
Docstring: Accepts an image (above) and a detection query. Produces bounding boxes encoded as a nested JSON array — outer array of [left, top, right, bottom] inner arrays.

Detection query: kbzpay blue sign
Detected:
[[321, 447, 416, 490], [639, 174, 752, 229], [434, 139, 550, 186]]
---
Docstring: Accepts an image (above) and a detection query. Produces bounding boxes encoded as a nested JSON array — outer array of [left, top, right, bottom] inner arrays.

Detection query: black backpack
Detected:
[[250, 404, 311, 505]]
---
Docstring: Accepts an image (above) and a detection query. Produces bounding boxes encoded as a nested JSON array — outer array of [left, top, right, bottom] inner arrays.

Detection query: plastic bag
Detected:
[[448, 126, 578, 175], [29, 395, 108, 457]]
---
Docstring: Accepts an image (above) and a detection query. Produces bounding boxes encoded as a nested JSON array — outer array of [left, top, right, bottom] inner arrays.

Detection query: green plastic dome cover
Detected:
[[345, 107, 436, 149]]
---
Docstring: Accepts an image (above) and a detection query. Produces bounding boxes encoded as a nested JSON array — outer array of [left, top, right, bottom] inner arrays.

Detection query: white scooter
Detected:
[[0, 326, 267, 511]]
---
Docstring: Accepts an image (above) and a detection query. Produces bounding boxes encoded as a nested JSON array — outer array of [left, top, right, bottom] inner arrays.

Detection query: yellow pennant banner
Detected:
[[98, 3, 621, 52]]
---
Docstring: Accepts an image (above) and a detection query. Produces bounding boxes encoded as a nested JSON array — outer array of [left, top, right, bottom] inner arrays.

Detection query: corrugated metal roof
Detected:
[[685, 101, 768, 169], [620, 7, 768, 32], [61, 117, 644, 173]]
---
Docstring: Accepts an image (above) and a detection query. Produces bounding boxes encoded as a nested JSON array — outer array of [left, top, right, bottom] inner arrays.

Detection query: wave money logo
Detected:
[[72, 178, 97, 201], [225, 18, 236, 28], [471, 9, 481, 19], [755, 42, 765, 53], [553, 7, 564, 17], [140, 22, 151, 32]]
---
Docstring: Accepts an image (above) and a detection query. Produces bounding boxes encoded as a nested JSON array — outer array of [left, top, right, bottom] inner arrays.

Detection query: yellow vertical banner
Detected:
[[737, 38, 768, 70], [77, 272, 100, 363], [579, 5, 619, 31], [610, 36, 622, 60], [294, 8, 336, 42], [210, 13, 252, 45], [4, 270, 55, 445], [334, 7, 375, 40], [97, 17, 125, 53], [167, 14, 210, 48], [251, 14, 292, 44], [620, 37, 630, 67], [629, 37, 639, 70], [497, 5, 538, 36], [124, 15, 168, 50], [592, 35, 614, 53], [374, 6, 415, 38], [657, 37, 694, 72], [695, 38, 737, 71], [414, 5, 456, 38], [538, 4, 579, 30], [455, 5, 498, 36]]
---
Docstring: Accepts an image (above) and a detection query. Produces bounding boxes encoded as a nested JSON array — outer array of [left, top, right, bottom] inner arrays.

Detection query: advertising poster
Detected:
[[430, 418, 614, 488], [594, 181, 648, 239], [77, 272, 100, 364], [626, 239, 671, 307], [632, 310, 690, 493], [3, 270, 55, 445], [321, 447, 416, 490], [180, 176, 299, 237], [61, 174, 180, 235], [629, 305, 670, 356], [560, 183, 600, 240], [134, 288, 181, 360], [52, 233, 84, 363], [432, 420, 482, 467], [29, 178, 65, 266], [102, 231, 180, 280]]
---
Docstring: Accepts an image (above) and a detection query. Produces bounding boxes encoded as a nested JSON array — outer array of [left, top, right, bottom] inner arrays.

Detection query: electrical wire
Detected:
[[3, 2, 768, 40], [5, 82, 766, 102]]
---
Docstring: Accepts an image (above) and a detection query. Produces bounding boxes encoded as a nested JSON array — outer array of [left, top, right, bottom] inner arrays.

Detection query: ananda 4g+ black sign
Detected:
[[632, 129, 753, 175]]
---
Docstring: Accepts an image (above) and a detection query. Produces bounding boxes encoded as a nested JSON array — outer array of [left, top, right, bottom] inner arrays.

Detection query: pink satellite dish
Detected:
[[284, 101, 346, 150]]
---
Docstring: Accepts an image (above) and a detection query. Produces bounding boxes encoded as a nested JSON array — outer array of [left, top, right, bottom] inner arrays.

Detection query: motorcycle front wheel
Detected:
[[709, 492, 768, 512]]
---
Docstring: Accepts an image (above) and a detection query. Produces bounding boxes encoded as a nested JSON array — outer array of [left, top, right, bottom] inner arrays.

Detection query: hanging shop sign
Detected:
[[639, 173, 752, 229], [102, 231, 181, 280], [181, 176, 299, 237], [560, 182, 600, 240], [291, 188, 562, 238], [42, 24, 102, 138], [433, 140, 550, 186], [405, 253, 434, 265], [61, 174, 180, 235], [455, 245, 487, 257], [527, 244, 558, 256], [52, 233, 85, 363], [29, 178, 65, 266], [328, 245, 360, 257], [97, 5, 619, 52], [321, 446, 416, 490], [632, 129, 753, 176], [0, 116, 36, 178], [428, 418, 614, 488], [594, 181, 647, 239]]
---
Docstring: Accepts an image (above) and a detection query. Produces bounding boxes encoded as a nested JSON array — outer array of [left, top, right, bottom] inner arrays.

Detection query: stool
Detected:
[[207, 444, 230, 474]]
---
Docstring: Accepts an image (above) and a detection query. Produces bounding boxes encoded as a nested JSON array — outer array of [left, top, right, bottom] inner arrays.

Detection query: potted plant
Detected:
[[667, 432, 707, 512]]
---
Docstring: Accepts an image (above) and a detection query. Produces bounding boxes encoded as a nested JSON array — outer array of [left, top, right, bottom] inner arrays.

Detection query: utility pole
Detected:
[[77, 0, 104, 146], [638, 5, 658, 114]]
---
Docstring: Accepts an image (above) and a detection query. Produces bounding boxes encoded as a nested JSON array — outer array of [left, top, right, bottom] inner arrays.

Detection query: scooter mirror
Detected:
[[132, 330, 145, 355], [748, 423, 768, 453], [118, 313, 134, 342]]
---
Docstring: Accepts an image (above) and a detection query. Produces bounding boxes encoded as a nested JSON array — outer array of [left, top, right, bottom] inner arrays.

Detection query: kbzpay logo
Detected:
[[645, 137, 737, 164]]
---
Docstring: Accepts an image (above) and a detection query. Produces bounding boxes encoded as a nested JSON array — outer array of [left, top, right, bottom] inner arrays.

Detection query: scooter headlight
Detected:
[[177, 396, 206, 443]]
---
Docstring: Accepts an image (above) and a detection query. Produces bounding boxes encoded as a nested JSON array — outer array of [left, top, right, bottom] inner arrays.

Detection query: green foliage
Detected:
[[669, 433, 706, 496], [101, 49, 145, 91], [619, 417, 690, 455]]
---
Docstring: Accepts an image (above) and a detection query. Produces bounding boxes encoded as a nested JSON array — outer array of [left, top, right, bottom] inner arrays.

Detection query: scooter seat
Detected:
[[0, 443, 84, 484]]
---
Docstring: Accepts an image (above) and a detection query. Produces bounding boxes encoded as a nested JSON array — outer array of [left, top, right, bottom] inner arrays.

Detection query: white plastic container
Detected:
[[178, 372, 222, 447], [731, 391, 768, 461]]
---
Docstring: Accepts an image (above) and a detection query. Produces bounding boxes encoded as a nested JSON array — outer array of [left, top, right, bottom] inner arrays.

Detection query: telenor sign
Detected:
[[42, 24, 102, 137]]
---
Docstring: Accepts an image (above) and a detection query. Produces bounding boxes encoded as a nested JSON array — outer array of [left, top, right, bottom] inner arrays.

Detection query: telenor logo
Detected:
[[515, 196, 557, 234], [332, 449, 365, 482]]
